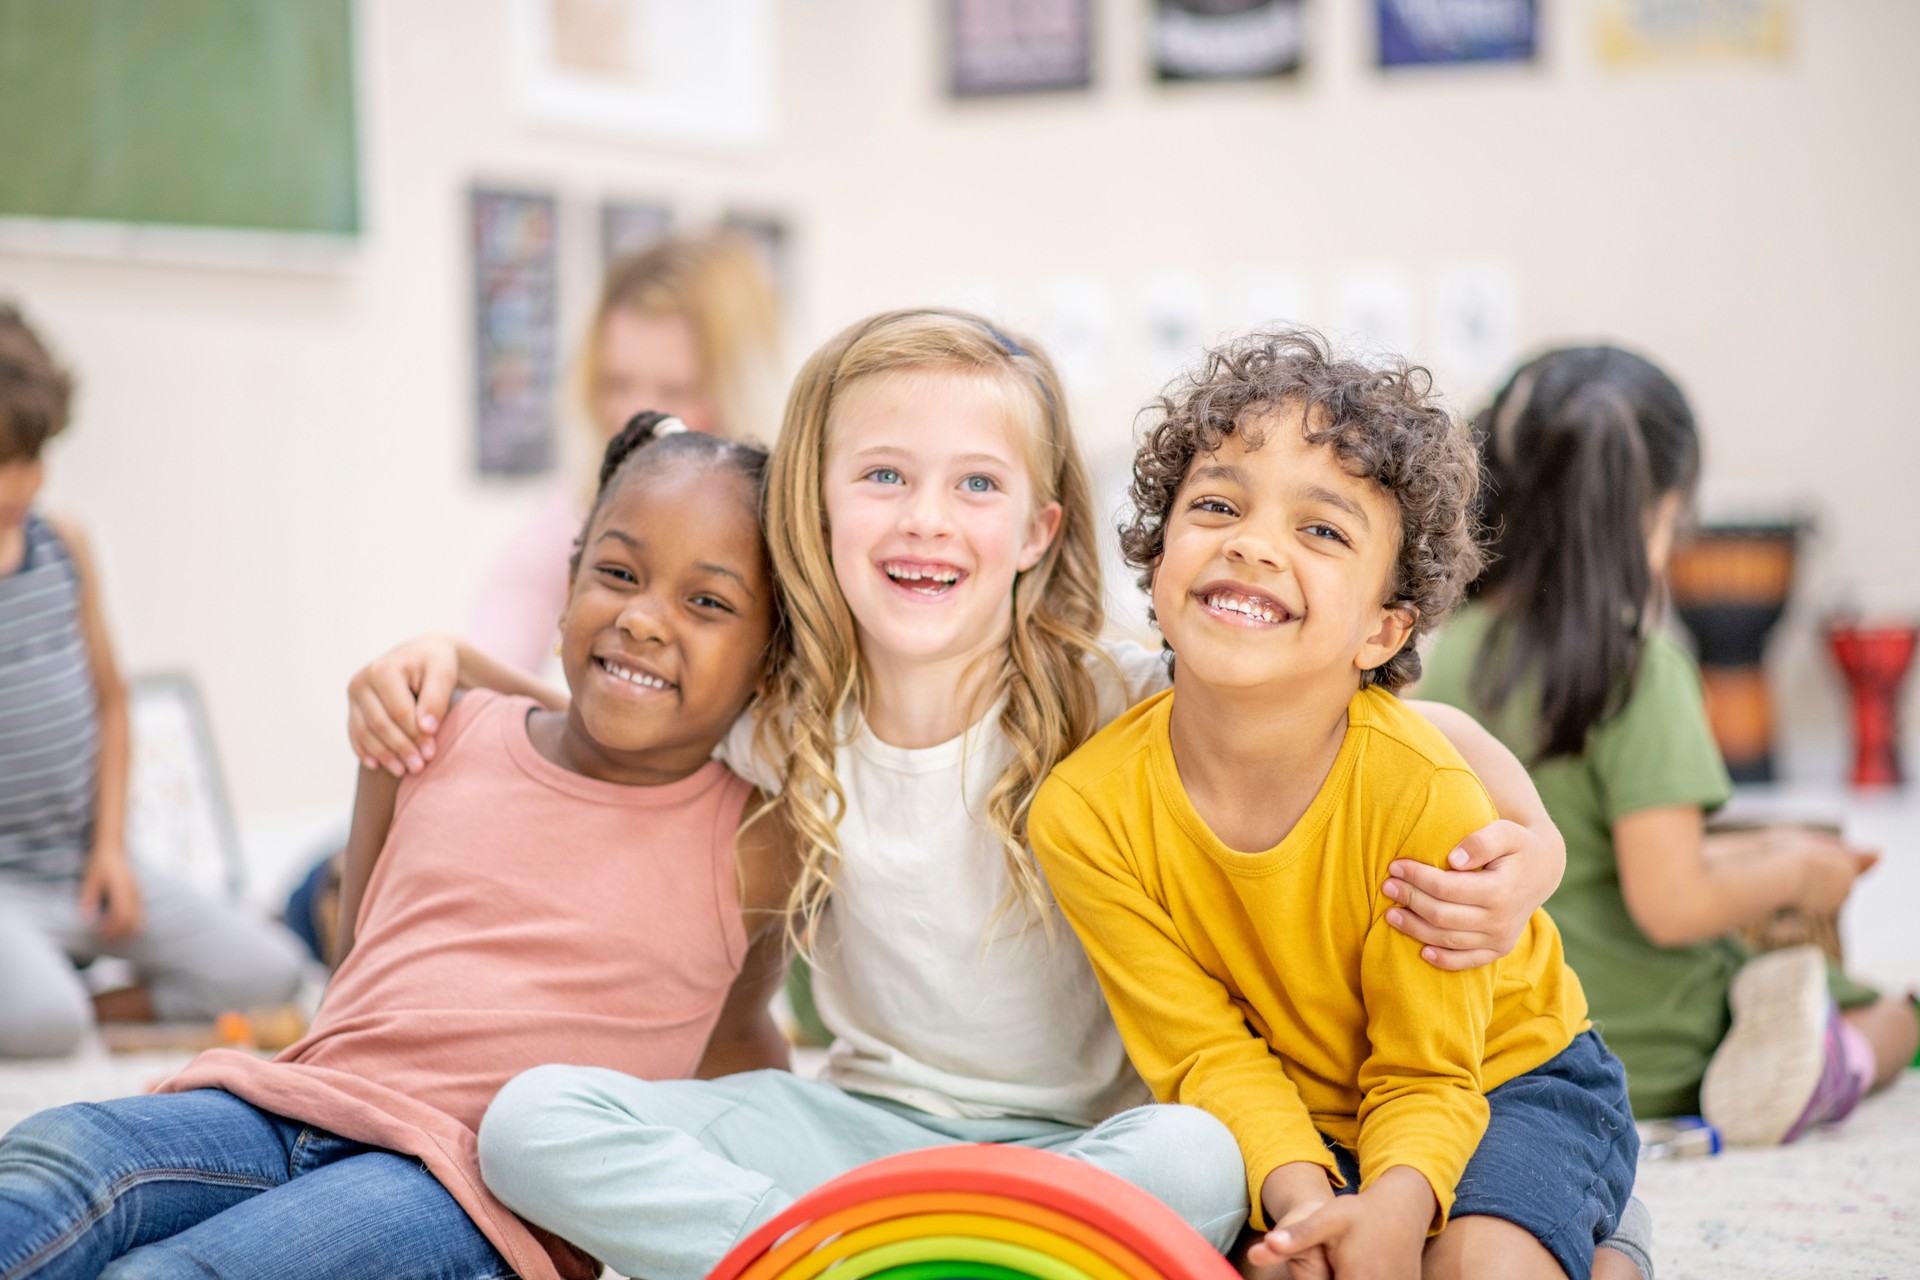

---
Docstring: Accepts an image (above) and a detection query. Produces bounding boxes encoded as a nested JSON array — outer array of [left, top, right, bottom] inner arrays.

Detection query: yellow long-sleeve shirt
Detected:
[[1029, 686, 1589, 1229]]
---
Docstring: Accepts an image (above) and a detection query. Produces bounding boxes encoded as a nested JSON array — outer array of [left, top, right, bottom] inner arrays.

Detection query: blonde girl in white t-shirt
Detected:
[[344, 309, 1595, 1280]]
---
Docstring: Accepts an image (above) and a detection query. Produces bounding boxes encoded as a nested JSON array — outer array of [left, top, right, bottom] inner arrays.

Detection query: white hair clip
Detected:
[[654, 416, 689, 437]]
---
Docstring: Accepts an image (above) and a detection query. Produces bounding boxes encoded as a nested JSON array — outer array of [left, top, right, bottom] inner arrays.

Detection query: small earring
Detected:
[[552, 640, 563, 657]]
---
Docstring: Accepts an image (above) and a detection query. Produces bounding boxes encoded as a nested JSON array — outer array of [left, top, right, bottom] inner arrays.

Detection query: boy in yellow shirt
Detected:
[[1029, 330, 1637, 1280]]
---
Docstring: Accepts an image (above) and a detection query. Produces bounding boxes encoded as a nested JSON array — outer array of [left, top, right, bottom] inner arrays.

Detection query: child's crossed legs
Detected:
[[480, 1064, 1250, 1280]]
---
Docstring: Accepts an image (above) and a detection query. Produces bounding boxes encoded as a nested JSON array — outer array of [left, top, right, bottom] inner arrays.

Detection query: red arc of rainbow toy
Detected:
[[707, 1143, 1239, 1280]]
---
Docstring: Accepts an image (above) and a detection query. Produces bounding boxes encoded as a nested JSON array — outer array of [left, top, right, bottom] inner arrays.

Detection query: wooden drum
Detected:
[[1668, 522, 1802, 783]]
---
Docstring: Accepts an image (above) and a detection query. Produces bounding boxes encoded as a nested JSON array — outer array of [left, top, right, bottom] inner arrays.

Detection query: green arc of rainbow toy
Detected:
[[706, 1144, 1239, 1280]]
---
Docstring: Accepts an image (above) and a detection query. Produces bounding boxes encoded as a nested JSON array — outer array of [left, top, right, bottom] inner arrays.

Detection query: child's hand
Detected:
[[1786, 829, 1877, 915], [1246, 1163, 1337, 1280], [1382, 818, 1536, 971], [79, 847, 143, 940], [1253, 1168, 1432, 1280], [1243, 1201, 1333, 1280], [347, 633, 459, 776], [1250, 1198, 1419, 1280]]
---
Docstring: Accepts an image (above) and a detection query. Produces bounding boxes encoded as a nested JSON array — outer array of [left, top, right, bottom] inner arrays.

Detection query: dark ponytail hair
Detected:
[[569, 410, 772, 579], [1468, 347, 1700, 761]]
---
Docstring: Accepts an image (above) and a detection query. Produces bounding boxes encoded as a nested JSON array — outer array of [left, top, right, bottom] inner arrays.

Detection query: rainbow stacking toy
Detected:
[[706, 1143, 1239, 1280]]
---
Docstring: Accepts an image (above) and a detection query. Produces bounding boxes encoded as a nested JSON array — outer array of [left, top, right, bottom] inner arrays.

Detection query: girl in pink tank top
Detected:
[[0, 414, 796, 1280]]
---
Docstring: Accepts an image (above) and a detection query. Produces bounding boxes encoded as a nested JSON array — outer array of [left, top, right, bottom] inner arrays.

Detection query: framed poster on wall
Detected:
[[508, 0, 774, 146], [472, 187, 560, 477], [1377, 0, 1537, 68], [1596, 0, 1790, 64], [1153, 0, 1305, 81], [948, 0, 1093, 97]]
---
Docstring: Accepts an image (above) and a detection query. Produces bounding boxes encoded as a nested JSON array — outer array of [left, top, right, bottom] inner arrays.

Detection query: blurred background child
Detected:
[[0, 304, 305, 1060], [1420, 346, 1920, 1143]]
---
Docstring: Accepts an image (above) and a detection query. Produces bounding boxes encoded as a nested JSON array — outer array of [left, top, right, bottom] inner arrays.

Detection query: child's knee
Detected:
[[1424, 1214, 1566, 1280], [479, 1064, 627, 1194], [151, 923, 306, 1020], [0, 982, 91, 1058], [213, 923, 307, 1007], [1083, 1104, 1248, 1250]]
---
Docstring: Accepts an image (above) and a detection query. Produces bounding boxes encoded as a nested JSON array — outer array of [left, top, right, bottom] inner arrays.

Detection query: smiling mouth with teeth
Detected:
[[882, 562, 963, 595], [1200, 590, 1294, 625], [595, 656, 675, 692]]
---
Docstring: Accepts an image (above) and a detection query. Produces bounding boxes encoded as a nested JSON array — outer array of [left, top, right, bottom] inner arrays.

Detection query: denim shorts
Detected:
[[1323, 1029, 1639, 1280]]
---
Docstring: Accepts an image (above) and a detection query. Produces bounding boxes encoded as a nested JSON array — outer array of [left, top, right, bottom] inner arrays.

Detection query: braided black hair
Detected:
[[569, 411, 772, 579]]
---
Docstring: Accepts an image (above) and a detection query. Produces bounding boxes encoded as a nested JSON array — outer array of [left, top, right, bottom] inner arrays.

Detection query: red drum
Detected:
[[1827, 620, 1917, 787]]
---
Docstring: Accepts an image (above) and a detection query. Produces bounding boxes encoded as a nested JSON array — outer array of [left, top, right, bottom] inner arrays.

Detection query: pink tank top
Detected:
[[163, 691, 753, 1280]]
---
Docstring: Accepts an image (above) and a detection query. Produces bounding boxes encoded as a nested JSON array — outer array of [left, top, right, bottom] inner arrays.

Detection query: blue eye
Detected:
[[962, 474, 997, 494], [865, 467, 903, 485]]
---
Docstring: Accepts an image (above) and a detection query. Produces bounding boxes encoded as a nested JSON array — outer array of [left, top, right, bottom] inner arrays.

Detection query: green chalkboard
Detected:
[[0, 0, 358, 236]]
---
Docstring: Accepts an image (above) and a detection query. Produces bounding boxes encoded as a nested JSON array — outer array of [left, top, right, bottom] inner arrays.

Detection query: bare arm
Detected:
[[1391, 699, 1567, 971], [1616, 807, 1872, 948], [348, 633, 565, 776], [332, 765, 401, 967], [695, 926, 793, 1078], [51, 516, 139, 940], [694, 794, 799, 1078]]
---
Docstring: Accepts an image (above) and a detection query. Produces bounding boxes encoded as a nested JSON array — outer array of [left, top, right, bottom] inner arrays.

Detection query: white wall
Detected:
[[5, 0, 1917, 890]]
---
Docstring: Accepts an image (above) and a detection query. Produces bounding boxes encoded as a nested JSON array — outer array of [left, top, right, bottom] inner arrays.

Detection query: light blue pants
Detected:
[[479, 1067, 1250, 1280]]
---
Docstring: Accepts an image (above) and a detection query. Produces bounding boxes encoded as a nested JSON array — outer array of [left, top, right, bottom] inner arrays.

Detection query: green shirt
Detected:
[[1420, 603, 1737, 1118]]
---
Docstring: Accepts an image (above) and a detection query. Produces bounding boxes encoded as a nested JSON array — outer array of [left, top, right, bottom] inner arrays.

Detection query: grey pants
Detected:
[[0, 866, 307, 1058], [479, 1066, 1251, 1280]]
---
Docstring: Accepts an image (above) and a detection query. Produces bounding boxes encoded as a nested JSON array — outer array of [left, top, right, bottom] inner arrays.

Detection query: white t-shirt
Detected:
[[719, 640, 1172, 1127]]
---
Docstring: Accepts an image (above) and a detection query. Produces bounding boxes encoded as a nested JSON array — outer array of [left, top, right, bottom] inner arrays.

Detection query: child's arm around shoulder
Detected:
[[1394, 699, 1566, 970], [347, 633, 565, 778], [47, 514, 139, 940], [695, 791, 797, 1078], [1027, 773, 1336, 1231]]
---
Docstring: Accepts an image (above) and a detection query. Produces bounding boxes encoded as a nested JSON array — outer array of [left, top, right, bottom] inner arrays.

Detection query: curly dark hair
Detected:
[[1121, 327, 1483, 691]]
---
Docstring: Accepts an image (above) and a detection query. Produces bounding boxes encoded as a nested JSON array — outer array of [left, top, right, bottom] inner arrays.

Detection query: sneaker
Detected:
[[1701, 944, 1862, 1146]]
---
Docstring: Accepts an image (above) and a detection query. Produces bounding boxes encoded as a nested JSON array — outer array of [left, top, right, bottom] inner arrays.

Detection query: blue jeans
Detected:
[[0, 1090, 512, 1280]]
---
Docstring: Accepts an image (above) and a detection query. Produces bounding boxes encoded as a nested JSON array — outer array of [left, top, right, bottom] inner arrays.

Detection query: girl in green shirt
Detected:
[[1420, 345, 1916, 1140]]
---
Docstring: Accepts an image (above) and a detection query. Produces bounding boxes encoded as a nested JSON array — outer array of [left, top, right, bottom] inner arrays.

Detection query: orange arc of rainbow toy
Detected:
[[707, 1143, 1239, 1280]]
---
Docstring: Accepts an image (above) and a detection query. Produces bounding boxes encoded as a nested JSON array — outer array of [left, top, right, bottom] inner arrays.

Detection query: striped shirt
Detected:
[[0, 512, 98, 880]]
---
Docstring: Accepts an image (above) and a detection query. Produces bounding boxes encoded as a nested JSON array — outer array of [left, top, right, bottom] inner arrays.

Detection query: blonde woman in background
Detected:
[[468, 233, 782, 675]]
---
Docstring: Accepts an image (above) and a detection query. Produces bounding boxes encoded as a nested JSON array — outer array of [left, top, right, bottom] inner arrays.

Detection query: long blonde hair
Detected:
[[760, 309, 1109, 950], [579, 233, 782, 442]]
